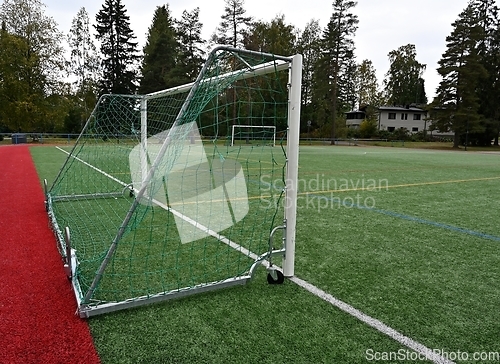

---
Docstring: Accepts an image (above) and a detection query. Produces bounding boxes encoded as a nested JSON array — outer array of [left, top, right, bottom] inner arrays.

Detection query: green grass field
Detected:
[[31, 145, 500, 363]]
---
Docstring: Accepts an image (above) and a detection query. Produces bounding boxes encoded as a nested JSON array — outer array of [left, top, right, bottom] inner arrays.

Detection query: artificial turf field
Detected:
[[29, 144, 499, 363]]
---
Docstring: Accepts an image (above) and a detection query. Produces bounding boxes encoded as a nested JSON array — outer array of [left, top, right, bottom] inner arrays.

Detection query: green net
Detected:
[[47, 47, 296, 316], [231, 125, 277, 146]]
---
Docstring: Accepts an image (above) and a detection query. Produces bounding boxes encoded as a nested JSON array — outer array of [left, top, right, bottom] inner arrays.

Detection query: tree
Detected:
[[314, 0, 358, 143], [355, 59, 382, 108], [338, 56, 357, 112], [383, 44, 427, 106], [359, 118, 377, 138], [471, 0, 500, 145], [95, 0, 139, 95], [0, 26, 34, 132], [210, 0, 252, 137], [296, 20, 322, 133], [67, 7, 99, 129], [353, 60, 382, 136], [0, 0, 66, 132], [241, 15, 297, 132], [212, 0, 252, 48], [175, 7, 205, 83], [430, 4, 488, 148], [244, 14, 296, 55], [139, 5, 179, 93]]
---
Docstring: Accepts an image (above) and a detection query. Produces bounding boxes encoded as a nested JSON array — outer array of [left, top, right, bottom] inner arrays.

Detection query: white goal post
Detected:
[[45, 46, 302, 317], [230, 125, 276, 146]]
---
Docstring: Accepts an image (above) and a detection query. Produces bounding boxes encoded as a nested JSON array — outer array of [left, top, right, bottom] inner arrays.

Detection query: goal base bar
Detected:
[[46, 208, 255, 318], [75, 246, 287, 318], [77, 276, 251, 318]]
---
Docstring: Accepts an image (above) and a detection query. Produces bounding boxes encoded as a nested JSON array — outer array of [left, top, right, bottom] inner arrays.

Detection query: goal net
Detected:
[[231, 125, 276, 146], [45, 46, 302, 317]]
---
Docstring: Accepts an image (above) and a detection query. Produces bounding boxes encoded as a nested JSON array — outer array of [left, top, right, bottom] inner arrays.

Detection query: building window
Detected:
[[412, 127, 419, 132], [387, 127, 395, 132], [413, 114, 421, 120], [401, 113, 408, 120], [347, 112, 365, 120], [388, 113, 396, 119]]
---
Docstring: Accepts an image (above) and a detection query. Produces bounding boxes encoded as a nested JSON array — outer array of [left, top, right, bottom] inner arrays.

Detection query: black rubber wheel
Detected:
[[267, 270, 285, 285], [129, 189, 134, 198]]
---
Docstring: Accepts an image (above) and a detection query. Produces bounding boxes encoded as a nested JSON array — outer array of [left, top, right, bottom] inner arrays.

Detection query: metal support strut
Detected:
[[247, 220, 286, 284]]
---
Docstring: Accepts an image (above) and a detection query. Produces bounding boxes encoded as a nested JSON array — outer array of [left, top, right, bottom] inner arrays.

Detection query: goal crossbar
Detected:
[[145, 52, 290, 101]]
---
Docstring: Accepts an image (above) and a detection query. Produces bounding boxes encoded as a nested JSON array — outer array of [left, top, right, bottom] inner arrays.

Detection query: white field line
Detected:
[[151, 198, 256, 258], [289, 276, 455, 364], [54, 146, 454, 364], [56, 146, 129, 188]]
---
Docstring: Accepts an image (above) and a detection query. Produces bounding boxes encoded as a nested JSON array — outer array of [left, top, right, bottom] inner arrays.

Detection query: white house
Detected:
[[346, 106, 451, 136], [377, 106, 428, 133], [345, 110, 366, 129]]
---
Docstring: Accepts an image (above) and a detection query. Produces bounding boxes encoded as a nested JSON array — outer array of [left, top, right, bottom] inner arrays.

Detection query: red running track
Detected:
[[0, 145, 100, 364]]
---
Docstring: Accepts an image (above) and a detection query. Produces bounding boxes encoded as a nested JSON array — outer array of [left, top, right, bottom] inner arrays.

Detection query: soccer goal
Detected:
[[45, 46, 302, 317], [230, 125, 276, 146]]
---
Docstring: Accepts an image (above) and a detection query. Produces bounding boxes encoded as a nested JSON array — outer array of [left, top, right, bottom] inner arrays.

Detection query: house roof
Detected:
[[378, 106, 426, 112], [345, 106, 427, 115]]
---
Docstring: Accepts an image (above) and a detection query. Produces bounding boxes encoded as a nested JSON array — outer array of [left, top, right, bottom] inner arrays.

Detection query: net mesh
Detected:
[[231, 125, 276, 146], [47, 47, 292, 312]]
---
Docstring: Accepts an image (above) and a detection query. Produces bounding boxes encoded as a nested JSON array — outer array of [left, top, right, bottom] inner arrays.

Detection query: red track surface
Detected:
[[0, 145, 100, 364]]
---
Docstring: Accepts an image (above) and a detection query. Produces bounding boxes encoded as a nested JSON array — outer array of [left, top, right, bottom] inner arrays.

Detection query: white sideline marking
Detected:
[[152, 198, 256, 258], [289, 276, 455, 364], [56, 147, 129, 188], [54, 146, 454, 363]]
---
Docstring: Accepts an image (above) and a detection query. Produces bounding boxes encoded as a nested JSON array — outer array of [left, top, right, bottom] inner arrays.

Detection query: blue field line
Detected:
[[310, 193, 500, 243]]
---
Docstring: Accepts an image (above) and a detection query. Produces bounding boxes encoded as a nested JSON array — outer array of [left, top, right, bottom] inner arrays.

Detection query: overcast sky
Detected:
[[42, 0, 495, 100]]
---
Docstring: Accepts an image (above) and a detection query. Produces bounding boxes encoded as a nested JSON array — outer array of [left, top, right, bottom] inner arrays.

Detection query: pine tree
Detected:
[[139, 5, 179, 94], [210, 0, 252, 135], [431, 4, 488, 148], [314, 0, 358, 143], [296, 20, 322, 132], [241, 15, 297, 131], [338, 56, 358, 112], [471, 0, 500, 145], [175, 7, 205, 84], [95, 0, 139, 95], [212, 0, 252, 48]]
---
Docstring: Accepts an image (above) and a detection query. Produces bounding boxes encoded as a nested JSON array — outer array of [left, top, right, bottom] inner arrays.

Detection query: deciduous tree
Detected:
[[0, 0, 66, 132], [67, 7, 99, 129], [244, 14, 296, 55], [355, 59, 382, 108], [383, 44, 427, 106]]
